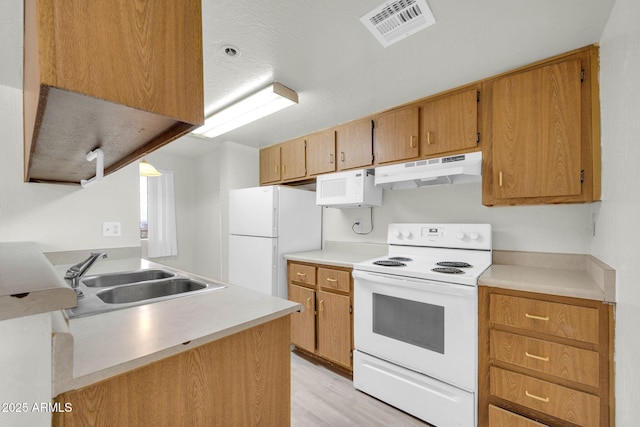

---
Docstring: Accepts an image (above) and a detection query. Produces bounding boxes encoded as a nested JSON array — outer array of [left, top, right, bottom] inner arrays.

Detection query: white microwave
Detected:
[[316, 169, 382, 208]]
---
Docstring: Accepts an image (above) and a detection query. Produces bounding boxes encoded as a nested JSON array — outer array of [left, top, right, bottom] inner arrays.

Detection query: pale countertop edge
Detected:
[[51, 258, 302, 396], [479, 263, 612, 303], [0, 242, 77, 321], [285, 242, 387, 268]]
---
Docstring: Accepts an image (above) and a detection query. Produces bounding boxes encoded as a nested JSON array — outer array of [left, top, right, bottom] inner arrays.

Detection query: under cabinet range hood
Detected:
[[375, 151, 482, 190]]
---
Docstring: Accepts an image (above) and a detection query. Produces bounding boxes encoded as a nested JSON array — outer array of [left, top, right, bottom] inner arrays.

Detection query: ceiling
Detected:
[[1, 0, 616, 158]]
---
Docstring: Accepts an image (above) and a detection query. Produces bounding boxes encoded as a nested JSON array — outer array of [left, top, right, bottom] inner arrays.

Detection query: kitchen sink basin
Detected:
[[97, 278, 207, 304], [82, 269, 175, 287], [64, 268, 227, 319]]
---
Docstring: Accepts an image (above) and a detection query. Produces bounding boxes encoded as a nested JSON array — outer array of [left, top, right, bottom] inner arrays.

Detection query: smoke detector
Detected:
[[360, 0, 436, 48]]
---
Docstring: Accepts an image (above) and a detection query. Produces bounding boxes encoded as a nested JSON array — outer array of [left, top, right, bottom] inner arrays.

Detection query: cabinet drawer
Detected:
[[288, 263, 316, 286], [318, 268, 350, 292], [490, 294, 599, 344], [489, 405, 549, 427], [491, 330, 599, 387], [490, 367, 599, 427]]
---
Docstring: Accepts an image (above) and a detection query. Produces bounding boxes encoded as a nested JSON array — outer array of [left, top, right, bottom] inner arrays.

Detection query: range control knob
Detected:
[[402, 231, 413, 239], [394, 230, 402, 238], [456, 232, 466, 240], [469, 232, 480, 240]]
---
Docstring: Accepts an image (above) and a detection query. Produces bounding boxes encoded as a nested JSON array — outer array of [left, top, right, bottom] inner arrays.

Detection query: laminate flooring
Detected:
[[291, 352, 433, 427]]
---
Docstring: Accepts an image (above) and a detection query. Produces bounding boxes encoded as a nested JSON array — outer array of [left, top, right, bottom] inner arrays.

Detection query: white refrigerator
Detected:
[[228, 185, 322, 298]]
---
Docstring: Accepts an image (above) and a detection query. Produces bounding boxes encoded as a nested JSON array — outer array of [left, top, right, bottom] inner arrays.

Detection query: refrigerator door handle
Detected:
[[273, 207, 277, 233], [272, 244, 277, 268]]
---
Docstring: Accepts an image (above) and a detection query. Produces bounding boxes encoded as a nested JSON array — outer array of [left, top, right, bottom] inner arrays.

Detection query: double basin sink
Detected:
[[65, 268, 226, 319]]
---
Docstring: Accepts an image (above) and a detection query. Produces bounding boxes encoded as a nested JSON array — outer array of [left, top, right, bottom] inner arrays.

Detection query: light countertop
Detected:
[[0, 242, 76, 321], [479, 251, 616, 303], [52, 258, 300, 395], [284, 241, 387, 268]]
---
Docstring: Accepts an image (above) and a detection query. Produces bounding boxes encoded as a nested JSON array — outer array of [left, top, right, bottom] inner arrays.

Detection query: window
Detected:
[[140, 176, 148, 239]]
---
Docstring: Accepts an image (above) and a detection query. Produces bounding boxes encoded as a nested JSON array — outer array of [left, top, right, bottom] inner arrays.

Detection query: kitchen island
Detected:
[[50, 258, 300, 426]]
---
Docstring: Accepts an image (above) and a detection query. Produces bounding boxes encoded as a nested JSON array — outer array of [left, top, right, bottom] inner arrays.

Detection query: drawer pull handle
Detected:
[[296, 272, 306, 277], [525, 352, 550, 362], [525, 390, 550, 403], [525, 313, 549, 321], [499, 171, 503, 187], [326, 278, 338, 282], [306, 297, 312, 309]]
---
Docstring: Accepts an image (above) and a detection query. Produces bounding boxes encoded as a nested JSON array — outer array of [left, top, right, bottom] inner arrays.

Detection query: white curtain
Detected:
[[147, 170, 178, 258]]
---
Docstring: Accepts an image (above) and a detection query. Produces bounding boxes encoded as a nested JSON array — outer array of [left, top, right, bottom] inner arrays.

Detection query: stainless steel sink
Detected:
[[97, 278, 207, 304], [64, 268, 226, 319], [82, 269, 175, 287]]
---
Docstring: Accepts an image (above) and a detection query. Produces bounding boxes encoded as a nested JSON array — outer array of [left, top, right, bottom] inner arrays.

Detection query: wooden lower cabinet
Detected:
[[479, 287, 614, 427], [52, 317, 291, 427], [288, 261, 353, 372]]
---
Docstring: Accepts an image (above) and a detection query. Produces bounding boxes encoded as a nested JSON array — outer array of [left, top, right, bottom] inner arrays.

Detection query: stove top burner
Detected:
[[373, 260, 406, 267], [432, 267, 465, 274], [436, 261, 472, 268], [389, 257, 413, 262]]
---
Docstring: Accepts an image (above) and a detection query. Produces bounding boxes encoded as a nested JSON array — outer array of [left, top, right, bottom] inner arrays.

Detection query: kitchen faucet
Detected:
[[64, 252, 107, 297]]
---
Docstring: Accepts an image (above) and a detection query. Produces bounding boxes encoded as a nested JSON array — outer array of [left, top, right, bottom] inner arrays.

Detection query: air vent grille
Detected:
[[360, 0, 436, 47]]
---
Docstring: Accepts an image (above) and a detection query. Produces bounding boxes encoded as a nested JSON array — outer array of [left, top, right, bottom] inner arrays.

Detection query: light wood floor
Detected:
[[291, 352, 433, 427]]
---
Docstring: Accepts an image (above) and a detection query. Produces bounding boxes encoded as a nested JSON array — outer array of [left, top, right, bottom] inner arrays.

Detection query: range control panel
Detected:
[[387, 223, 492, 250]]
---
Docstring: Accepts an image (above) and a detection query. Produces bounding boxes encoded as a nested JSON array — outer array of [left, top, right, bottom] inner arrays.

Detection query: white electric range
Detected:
[[353, 223, 492, 427]]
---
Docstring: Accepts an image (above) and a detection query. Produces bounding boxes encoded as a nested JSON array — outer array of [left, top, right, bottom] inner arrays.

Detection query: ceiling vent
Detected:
[[360, 0, 436, 48]]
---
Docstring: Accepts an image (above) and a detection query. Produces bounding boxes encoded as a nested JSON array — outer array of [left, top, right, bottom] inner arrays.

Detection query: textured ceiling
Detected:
[[1, 0, 616, 157]]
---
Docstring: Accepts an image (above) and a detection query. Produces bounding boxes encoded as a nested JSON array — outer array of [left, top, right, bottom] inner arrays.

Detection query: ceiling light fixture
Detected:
[[192, 82, 298, 139], [139, 159, 161, 177]]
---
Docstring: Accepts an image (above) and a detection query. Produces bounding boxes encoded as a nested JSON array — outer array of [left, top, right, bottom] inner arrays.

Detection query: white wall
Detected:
[[593, 0, 640, 424], [189, 141, 259, 281], [323, 182, 593, 254], [0, 85, 140, 252]]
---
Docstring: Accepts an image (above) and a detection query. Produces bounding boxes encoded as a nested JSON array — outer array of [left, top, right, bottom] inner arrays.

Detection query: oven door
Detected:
[[353, 270, 477, 391]]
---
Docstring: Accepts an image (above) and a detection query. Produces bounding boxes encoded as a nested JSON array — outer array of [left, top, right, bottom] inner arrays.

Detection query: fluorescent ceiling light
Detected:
[[192, 82, 298, 139]]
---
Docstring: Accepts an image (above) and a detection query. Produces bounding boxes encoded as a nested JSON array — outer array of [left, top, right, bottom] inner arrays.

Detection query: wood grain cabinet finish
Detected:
[[306, 129, 337, 176], [482, 45, 600, 206], [419, 87, 480, 157], [479, 287, 614, 427], [53, 316, 291, 427], [335, 117, 374, 170], [287, 261, 353, 372], [281, 138, 307, 181], [489, 405, 549, 427], [260, 144, 281, 184], [24, 0, 204, 184], [374, 105, 420, 164]]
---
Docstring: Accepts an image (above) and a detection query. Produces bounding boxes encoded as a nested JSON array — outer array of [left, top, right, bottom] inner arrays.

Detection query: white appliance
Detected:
[[353, 223, 492, 427], [315, 169, 382, 208], [228, 185, 321, 298], [375, 151, 482, 190]]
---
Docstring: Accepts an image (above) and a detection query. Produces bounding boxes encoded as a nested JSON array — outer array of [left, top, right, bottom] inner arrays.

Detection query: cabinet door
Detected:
[[306, 130, 336, 176], [259, 145, 281, 184], [374, 105, 419, 164], [420, 88, 478, 157], [317, 291, 351, 368], [289, 284, 316, 353], [281, 138, 307, 181], [335, 118, 373, 170], [491, 59, 582, 200]]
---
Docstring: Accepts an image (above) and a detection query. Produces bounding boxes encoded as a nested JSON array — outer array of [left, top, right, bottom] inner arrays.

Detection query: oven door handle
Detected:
[[352, 270, 477, 297]]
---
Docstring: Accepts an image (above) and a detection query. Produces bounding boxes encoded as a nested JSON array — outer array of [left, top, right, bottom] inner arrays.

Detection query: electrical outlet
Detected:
[[103, 222, 121, 237]]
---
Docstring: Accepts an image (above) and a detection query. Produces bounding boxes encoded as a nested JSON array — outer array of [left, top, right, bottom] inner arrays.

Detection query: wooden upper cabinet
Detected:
[[483, 46, 600, 206], [280, 137, 307, 181], [374, 105, 420, 164], [24, 0, 204, 184], [335, 117, 374, 170], [306, 129, 336, 176], [259, 144, 281, 184], [420, 87, 479, 157]]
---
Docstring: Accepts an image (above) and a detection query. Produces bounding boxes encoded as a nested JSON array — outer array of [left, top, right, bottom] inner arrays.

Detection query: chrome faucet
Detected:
[[65, 252, 107, 297]]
